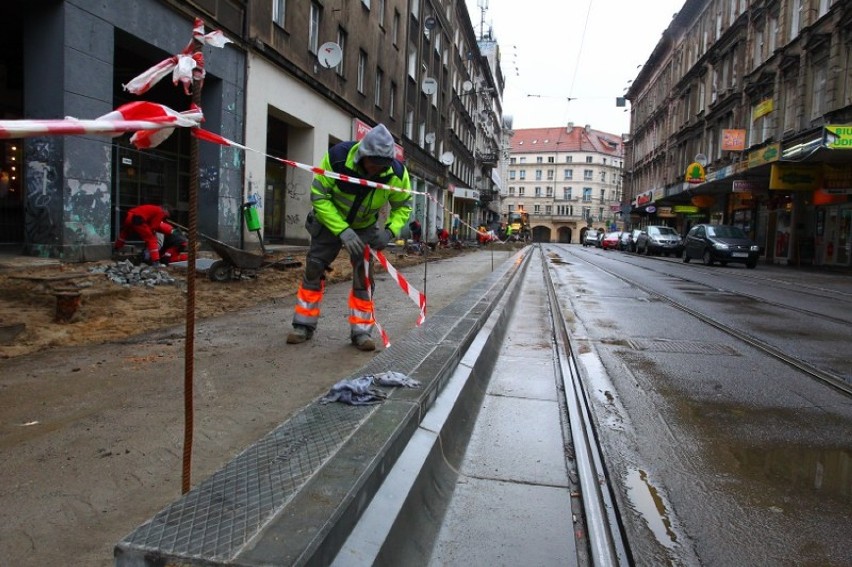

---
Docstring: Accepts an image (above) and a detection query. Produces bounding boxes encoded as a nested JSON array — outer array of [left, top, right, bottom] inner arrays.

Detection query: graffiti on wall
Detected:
[[24, 139, 62, 245]]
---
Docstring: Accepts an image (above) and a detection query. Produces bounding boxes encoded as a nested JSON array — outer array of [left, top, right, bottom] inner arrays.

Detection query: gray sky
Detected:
[[467, 0, 686, 136]]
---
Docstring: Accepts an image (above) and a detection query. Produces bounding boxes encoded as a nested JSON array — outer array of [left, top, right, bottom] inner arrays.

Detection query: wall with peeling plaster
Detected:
[[19, 0, 245, 261]]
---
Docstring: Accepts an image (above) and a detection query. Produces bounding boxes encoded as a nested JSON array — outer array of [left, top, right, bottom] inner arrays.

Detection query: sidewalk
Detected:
[[0, 247, 518, 567], [115, 248, 529, 565]]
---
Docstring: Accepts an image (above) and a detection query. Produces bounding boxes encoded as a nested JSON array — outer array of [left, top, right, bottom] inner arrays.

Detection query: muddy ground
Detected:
[[0, 246, 450, 359], [0, 243, 520, 567]]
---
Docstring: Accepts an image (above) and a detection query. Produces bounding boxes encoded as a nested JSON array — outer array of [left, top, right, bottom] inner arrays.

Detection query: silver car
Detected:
[[635, 225, 684, 256]]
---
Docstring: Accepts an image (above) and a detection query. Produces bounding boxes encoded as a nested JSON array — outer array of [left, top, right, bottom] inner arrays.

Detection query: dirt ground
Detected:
[[0, 245, 456, 359], [0, 242, 520, 567]]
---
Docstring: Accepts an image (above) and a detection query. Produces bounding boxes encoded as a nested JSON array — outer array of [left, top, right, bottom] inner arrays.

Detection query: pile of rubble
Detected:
[[90, 260, 178, 287]]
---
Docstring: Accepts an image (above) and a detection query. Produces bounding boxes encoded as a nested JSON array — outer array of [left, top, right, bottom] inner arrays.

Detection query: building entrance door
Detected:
[[824, 205, 852, 267]]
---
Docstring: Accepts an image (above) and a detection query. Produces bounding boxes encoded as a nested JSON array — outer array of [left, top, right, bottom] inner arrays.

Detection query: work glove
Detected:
[[370, 228, 394, 251], [339, 228, 365, 257]]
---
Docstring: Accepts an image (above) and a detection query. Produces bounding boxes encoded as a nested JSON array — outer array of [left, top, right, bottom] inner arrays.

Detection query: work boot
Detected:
[[352, 334, 376, 352], [286, 325, 313, 344]]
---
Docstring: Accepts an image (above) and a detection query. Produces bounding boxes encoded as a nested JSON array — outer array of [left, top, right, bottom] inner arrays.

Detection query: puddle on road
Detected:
[[675, 398, 852, 505], [722, 443, 852, 504], [624, 467, 678, 550]]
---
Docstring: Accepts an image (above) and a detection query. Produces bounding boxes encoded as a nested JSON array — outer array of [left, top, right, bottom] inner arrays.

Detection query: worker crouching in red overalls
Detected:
[[114, 204, 188, 265]]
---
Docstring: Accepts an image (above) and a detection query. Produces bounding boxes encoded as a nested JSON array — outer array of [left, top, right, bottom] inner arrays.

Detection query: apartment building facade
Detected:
[[0, 0, 505, 260], [505, 125, 625, 243], [624, 0, 851, 267]]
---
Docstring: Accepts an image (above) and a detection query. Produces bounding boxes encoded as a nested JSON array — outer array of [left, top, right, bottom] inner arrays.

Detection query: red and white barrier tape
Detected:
[[373, 249, 427, 325], [361, 246, 427, 349], [191, 128, 492, 240]]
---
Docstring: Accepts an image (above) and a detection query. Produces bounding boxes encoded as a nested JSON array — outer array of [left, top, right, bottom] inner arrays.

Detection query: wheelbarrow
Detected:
[[204, 237, 302, 282]]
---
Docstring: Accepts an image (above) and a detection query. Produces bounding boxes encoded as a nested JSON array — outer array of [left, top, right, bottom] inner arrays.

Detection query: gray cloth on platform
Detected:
[[320, 371, 421, 406]]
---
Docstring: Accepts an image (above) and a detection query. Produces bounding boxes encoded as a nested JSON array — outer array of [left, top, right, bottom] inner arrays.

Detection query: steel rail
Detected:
[[572, 247, 852, 397], [539, 246, 632, 566]]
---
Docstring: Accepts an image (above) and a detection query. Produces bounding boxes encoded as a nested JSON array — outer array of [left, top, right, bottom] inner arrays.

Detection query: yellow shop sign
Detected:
[[825, 125, 852, 149], [769, 164, 821, 191]]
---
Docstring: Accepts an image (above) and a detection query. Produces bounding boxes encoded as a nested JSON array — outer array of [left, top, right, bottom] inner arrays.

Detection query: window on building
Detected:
[[519, 157, 527, 163], [599, 189, 605, 203], [309, 2, 321, 53], [519, 187, 525, 196], [536, 156, 543, 163], [335, 28, 347, 76], [392, 10, 400, 46], [585, 156, 593, 163], [782, 76, 797, 132], [509, 186, 515, 196], [753, 25, 764, 68], [535, 186, 542, 197], [361, 0, 370, 8], [405, 108, 414, 138], [546, 186, 553, 198], [519, 170, 526, 180], [534, 204, 541, 214], [545, 205, 552, 215], [582, 207, 590, 219], [547, 169, 554, 180], [407, 40, 417, 79], [547, 156, 554, 163], [565, 156, 573, 163], [583, 187, 592, 202], [377, 0, 385, 27], [535, 169, 542, 180], [507, 204, 515, 214], [564, 169, 573, 180], [389, 81, 396, 117], [374, 67, 383, 107], [583, 169, 593, 181], [811, 57, 828, 119], [749, 99, 774, 146], [789, 0, 802, 41], [768, 11, 778, 53], [563, 187, 572, 200], [600, 171, 606, 182], [273, 0, 285, 27], [357, 50, 367, 93], [509, 170, 516, 180]]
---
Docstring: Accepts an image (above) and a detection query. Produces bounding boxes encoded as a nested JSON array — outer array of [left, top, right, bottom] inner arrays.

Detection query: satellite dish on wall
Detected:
[[422, 77, 438, 95], [424, 16, 438, 30], [317, 42, 343, 68], [439, 151, 455, 166], [425, 132, 436, 144], [462, 80, 474, 93]]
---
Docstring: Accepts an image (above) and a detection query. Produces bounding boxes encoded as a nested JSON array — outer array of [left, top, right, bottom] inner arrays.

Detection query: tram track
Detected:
[[333, 245, 631, 566], [560, 245, 852, 397], [540, 246, 632, 566]]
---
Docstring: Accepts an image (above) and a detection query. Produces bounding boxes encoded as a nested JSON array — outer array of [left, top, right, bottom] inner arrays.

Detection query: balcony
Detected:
[[477, 152, 499, 167]]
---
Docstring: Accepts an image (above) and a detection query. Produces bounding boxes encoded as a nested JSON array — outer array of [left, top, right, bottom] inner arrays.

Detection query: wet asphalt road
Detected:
[[545, 244, 852, 566]]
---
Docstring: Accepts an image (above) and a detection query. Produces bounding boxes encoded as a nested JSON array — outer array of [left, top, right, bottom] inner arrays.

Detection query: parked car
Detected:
[[601, 231, 622, 250], [582, 230, 602, 247], [682, 224, 760, 268], [618, 231, 632, 250], [635, 225, 684, 256]]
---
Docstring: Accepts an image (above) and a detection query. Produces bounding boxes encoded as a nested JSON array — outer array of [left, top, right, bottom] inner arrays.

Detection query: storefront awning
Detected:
[[452, 186, 480, 201]]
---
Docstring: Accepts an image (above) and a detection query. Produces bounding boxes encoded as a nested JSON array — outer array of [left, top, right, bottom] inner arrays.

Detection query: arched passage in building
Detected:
[[557, 226, 572, 243], [531, 225, 551, 243]]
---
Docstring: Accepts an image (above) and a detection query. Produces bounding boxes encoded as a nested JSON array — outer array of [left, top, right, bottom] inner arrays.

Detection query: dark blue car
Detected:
[[682, 224, 760, 268]]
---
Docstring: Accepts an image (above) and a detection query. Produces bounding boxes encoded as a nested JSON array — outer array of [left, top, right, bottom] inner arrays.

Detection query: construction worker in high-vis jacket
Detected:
[[287, 124, 412, 351]]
